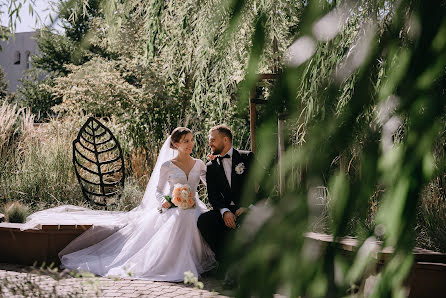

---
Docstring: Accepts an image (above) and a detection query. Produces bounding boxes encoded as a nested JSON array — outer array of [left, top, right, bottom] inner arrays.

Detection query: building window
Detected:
[[14, 51, 20, 65], [25, 51, 31, 69]]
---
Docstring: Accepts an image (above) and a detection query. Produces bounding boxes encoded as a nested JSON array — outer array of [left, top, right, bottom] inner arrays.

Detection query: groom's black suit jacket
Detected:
[[206, 148, 254, 211]]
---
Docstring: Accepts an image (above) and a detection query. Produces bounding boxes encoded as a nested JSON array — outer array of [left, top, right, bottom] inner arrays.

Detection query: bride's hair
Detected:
[[170, 127, 192, 149]]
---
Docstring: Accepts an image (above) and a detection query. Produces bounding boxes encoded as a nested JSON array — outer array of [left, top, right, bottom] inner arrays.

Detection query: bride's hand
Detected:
[[162, 201, 172, 208], [235, 207, 247, 217]]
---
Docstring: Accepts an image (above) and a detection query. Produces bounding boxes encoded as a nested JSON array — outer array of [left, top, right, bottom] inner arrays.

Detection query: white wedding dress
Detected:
[[22, 137, 216, 282]]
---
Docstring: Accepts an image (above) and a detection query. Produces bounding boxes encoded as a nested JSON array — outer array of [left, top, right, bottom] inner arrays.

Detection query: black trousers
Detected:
[[197, 206, 237, 261]]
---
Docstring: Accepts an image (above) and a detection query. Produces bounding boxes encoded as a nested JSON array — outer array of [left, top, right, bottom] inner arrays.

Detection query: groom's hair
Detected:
[[210, 125, 232, 142], [170, 127, 192, 149]]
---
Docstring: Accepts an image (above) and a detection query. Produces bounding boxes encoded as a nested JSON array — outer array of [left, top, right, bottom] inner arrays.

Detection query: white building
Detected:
[[0, 31, 38, 92]]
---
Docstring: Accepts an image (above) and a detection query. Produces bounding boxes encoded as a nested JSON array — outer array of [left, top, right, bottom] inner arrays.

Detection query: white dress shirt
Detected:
[[220, 147, 233, 187], [219, 147, 235, 216]]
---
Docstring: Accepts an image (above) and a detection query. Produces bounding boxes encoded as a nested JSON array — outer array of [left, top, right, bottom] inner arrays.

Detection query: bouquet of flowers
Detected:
[[158, 184, 195, 213], [171, 183, 195, 210]]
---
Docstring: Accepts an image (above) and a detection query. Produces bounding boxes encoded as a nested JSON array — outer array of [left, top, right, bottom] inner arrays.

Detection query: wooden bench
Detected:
[[306, 232, 446, 297], [0, 223, 92, 266]]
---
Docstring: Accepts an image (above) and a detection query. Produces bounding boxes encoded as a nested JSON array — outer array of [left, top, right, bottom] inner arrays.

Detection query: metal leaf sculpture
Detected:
[[73, 117, 125, 207]]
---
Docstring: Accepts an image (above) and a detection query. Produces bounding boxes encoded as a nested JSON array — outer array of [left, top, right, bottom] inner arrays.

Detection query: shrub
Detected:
[[17, 69, 60, 121], [3, 201, 29, 223]]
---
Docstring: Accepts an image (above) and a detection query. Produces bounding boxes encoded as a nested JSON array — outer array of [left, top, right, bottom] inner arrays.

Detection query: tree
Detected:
[[22, 0, 118, 120], [59, 0, 102, 43], [31, 29, 76, 75], [48, 15, 180, 150], [32, 0, 112, 75], [0, 65, 9, 101], [17, 69, 58, 120]]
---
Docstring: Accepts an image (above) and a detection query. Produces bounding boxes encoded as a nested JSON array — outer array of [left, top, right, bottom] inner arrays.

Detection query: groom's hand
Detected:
[[223, 211, 237, 229]]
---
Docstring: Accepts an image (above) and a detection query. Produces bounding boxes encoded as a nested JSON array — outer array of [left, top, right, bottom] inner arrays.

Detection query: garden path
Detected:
[[0, 263, 232, 297]]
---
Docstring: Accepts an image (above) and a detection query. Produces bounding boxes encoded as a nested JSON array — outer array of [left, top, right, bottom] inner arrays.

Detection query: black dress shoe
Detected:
[[202, 262, 219, 277], [222, 272, 238, 289], [215, 266, 226, 280]]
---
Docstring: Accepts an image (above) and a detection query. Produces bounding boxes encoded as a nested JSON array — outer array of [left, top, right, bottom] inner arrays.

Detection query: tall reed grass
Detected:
[[0, 103, 33, 165], [417, 180, 446, 253], [0, 108, 85, 211]]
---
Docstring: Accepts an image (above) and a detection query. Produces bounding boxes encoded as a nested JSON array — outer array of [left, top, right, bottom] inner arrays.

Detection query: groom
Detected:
[[198, 124, 254, 261]]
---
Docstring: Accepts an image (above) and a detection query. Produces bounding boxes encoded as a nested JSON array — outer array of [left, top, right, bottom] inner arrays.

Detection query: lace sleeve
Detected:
[[155, 162, 170, 204], [199, 160, 207, 186]]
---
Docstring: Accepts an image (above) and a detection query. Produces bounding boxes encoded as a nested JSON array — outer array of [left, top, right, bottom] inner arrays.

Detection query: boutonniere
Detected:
[[235, 162, 246, 175]]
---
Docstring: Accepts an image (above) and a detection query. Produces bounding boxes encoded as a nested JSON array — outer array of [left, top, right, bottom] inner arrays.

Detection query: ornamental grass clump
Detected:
[[0, 116, 87, 212], [3, 201, 29, 223], [418, 181, 446, 253], [0, 103, 33, 163], [107, 177, 144, 212], [0, 102, 21, 159]]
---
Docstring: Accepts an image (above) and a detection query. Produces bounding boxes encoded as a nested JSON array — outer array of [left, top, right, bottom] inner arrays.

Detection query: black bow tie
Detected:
[[217, 154, 230, 162]]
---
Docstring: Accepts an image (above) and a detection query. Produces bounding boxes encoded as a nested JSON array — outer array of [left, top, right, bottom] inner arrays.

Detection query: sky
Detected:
[[1, 0, 61, 33]]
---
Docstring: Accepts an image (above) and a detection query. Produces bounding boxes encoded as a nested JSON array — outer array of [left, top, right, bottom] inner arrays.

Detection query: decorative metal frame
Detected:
[[72, 117, 125, 207]]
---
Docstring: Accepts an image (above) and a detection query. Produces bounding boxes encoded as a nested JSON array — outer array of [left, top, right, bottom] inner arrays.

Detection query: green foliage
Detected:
[[92, 0, 302, 151], [4, 0, 446, 296], [31, 0, 109, 75], [0, 65, 9, 100], [21, 0, 115, 118], [17, 69, 59, 121], [50, 57, 143, 116], [0, 96, 145, 213], [0, 25, 9, 46], [58, 0, 102, 43], [48, 55, 180, 150], [223, 0, 446, 297], [32, 28, 77, 75], [22, 0, 116, 121]]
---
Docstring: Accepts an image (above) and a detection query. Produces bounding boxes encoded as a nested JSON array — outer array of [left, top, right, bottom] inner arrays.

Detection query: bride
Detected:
[[23, 127, 216, 281]]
